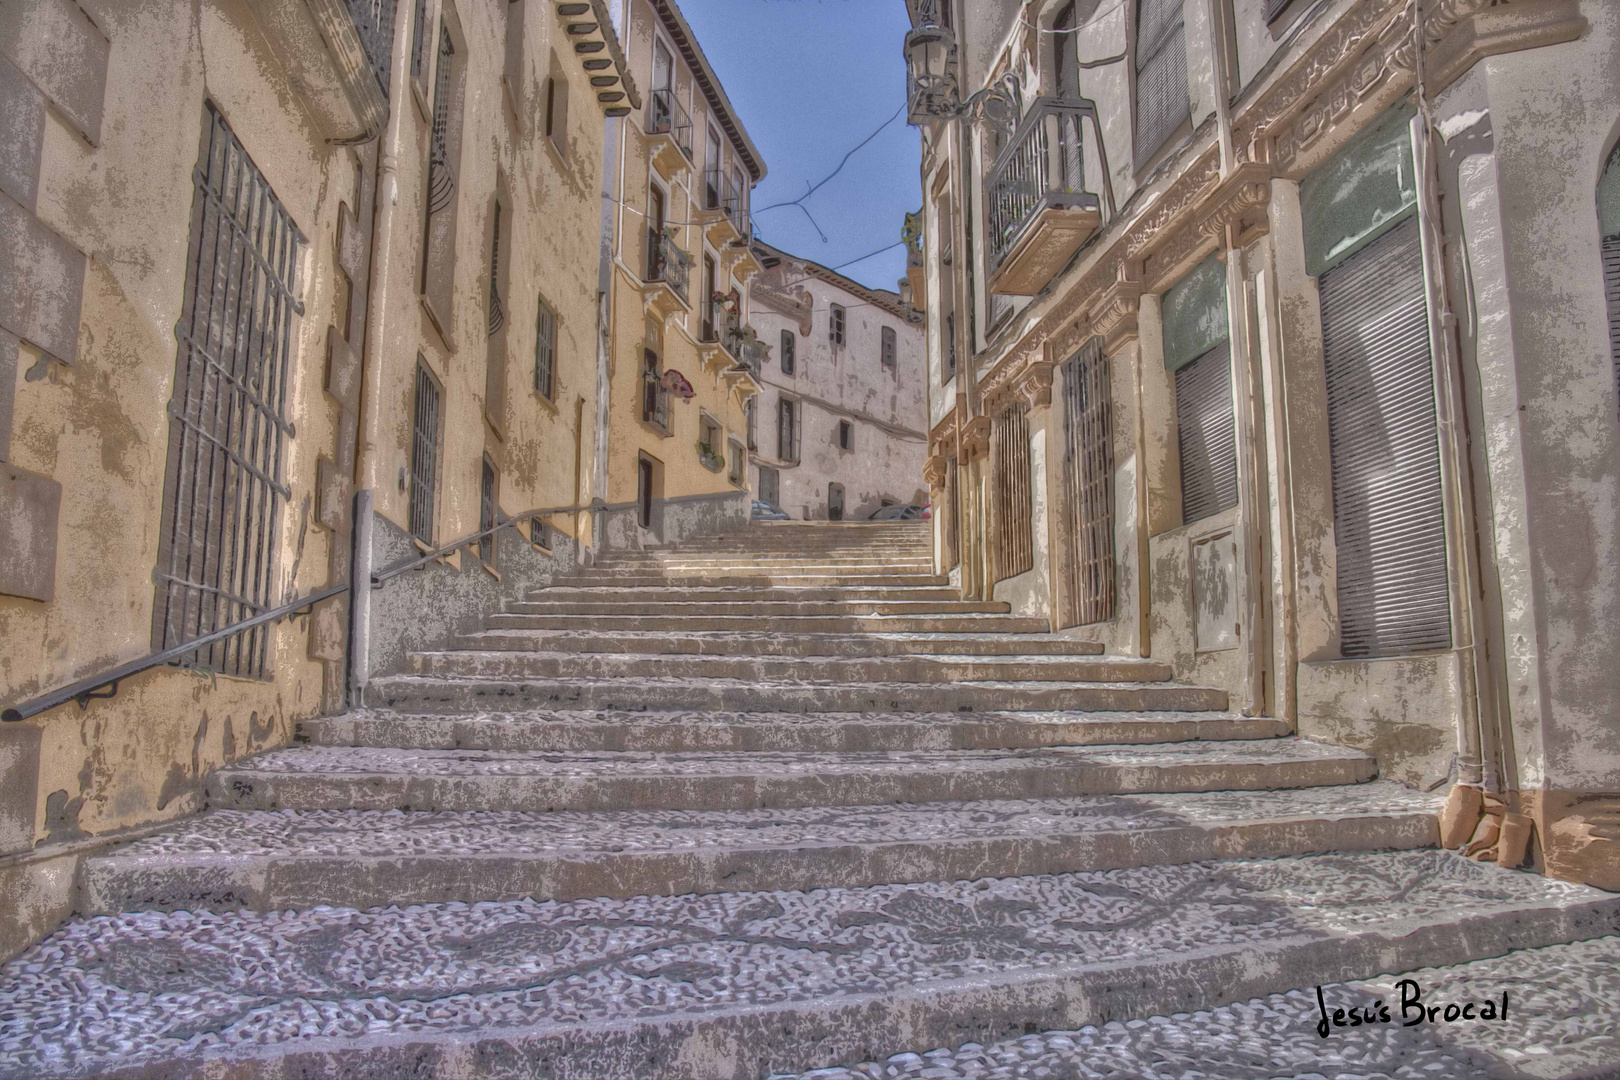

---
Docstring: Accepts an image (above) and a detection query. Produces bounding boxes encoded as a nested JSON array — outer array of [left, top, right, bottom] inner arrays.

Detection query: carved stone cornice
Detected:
[[923, 455, 949, 488], [960, 415, 991, 463], [1089, 264, 1144, 352], [1018, 361, 1055, 410], [975, 0, 1568, 411]]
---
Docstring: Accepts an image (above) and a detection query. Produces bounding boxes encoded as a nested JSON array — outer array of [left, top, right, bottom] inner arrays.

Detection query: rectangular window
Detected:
[[641, 348, 668, 430], [699, 414, 723, 471], [488, 198, 505, 337], [778, 397, 797, 461], [1176, 342, 1238, 524], [705, 125, 722, 209], [637, 456, 654, 529], [702, 253, 717, 340], [944, 312, 956, 380], [829, 303, 845, 346], [1321, 215, 1450, 658], [411, 0, 430, 86], [153, 102, 304, 679], [547, 74, 569, 157], [758, 464, 779, 507], [535, 295, 556, 399], [780, 329, 795, 375], [478, 456, 498, 567], [1134, 0, 1189, 168], [746, 398, 757, 450], [422, 19, 462, 330], [410, 359, 442, 545], [990, 403, 1034, 583], [503, 0, 526, 115], [838, 419, 853, 451], [881, 325, 897, 369], [728, 439, 745, 486], [485, 192, 509, 436], [1059, 338, 1116, 627], [827, 483, 845, 521], [428, 24, 457, 215]]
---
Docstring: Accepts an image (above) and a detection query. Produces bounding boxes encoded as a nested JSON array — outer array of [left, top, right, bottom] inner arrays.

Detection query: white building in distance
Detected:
[[746, 243, 928, 520]]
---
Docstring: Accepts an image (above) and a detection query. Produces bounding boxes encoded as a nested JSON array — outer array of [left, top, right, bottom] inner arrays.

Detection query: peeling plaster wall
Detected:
[[0, 0, 348, 851]]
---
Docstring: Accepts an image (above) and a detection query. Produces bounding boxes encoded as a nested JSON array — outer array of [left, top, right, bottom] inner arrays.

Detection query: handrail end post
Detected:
[[0, 708, 23, 724]]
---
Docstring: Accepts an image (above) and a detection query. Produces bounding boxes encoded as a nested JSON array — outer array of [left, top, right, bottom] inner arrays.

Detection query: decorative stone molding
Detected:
[[1089, 265, 1144, 353], [974, 0, 1572, 408], [1018, 361, 1055, 410], [922, 455, 949, 488], [960, 415, 991, 464]]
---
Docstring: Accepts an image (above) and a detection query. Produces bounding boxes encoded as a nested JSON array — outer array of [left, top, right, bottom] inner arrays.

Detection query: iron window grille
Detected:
[[535, 296, 556, 398], [944, 312, 957, 380], [478, 457, 497, 567], [345, 0, 396, 97], [427, 24, 456, 215], [152, 102, 305, 680], [487, 200, 505, 337], [990, 403, 1034, 583], [881, 325, 897, 369], [1060, 339, 1116, 627], [410, 0, 429, 84], [780, 329, 795, 375], [829, 304, 846, 346], [1133, 0, 1189, 168], [410, 360, 441, 544]]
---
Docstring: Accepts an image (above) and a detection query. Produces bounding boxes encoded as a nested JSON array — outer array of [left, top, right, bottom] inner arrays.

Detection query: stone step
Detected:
[[206, 739, 1370, 814], [526, 585, 964, 602], [766, 935, 1620, 1080], [363, 674, 1231, 714], [80, 783, 1441, 914], [550, 573, 951, 587], [301, 708, 1288, 752], [504, 599, 1011, 616], [10, 851, 1617, 1080], [409, 650, 1173, 685], [483, 613, 1053, 633], [589, 562, 940, 575], [453, 629, 1106, 659]]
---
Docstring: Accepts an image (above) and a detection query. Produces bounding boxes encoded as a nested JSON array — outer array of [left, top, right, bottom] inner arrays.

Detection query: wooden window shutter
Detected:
[[1603, 232, 1620, 409], [1320, 214, 1450, 658], [535, 297, 555, 399]]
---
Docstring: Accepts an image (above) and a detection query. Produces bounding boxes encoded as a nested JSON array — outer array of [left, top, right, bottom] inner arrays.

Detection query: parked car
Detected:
[[751, 500, 790, 521], [866, 503, 927, 521]]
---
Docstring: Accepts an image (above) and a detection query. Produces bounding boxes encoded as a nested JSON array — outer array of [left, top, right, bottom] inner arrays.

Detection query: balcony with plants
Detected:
[[646, 88, 694, 180], [698, 165, 745, 247]]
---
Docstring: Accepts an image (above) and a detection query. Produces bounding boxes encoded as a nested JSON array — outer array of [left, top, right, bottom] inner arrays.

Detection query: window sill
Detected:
[[543, 131, 568, 173], [532, 388, 560, 416], [411, 77, 430, 126], [420, 294, 454, 354], [478, 558, 500, 581], [639, 419, 673, 439]]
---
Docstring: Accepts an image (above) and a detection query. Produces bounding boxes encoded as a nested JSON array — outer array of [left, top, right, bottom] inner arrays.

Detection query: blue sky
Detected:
[[679, 0, 921, 293]]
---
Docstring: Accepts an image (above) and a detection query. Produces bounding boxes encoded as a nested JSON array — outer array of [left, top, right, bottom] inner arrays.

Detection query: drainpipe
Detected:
[[348, 0, 415, 704], [1409, 2, 1514, 860]]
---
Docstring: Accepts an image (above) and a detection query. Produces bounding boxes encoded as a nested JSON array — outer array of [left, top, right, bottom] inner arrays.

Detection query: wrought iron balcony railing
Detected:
[[647, 88, 693, 160], [344, 0, 396, 97], [985, 96, 1105, 277], [645, 226, 691, 306]]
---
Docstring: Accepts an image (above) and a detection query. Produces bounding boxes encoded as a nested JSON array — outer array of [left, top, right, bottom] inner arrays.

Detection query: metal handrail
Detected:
[[1, 495, 651, 724]]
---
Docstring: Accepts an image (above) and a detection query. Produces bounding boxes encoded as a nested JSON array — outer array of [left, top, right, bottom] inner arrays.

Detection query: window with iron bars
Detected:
[[535, 295, 556, 399], [642, 348, 670, 430], [427, 24, 457, 215], [478, 456, 498, 567], [152, 102, 305, 679], [778, 397, 798, 462], [410, 359, 442, 545]]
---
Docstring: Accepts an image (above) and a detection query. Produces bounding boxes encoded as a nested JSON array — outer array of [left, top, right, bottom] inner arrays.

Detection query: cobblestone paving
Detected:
[[222, 738, 1364, 778], [105, 783, 1440, 859], [2, 852, 1610, 1078], [766, 935, 1620, 1079]]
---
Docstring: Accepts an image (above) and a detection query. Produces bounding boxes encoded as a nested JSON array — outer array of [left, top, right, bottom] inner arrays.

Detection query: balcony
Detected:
[[646, 88, 693, 180], [986, 97, 1104, 297], [644, 226, 691, 320], [250, 0, 393, 140], [698, 165, 744, 246]]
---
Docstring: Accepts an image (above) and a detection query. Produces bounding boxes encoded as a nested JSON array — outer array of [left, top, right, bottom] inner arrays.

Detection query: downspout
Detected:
[[1409, 1, 1512, 858], [349, 0, 415, 705]]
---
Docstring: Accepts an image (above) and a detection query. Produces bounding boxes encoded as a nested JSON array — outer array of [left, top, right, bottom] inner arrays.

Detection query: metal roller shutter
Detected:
[[1176, 340, 1238, 524], [1320, 215, 1451, 657], [1134, 0, 1189, 167]]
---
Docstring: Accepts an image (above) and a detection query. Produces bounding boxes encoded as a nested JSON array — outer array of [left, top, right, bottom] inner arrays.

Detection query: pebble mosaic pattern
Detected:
[[105, 783, 1440, 859], [1, 851, 1608, 1078], [767, 935, 1620, 1079], [220, 738, 1364, 779]]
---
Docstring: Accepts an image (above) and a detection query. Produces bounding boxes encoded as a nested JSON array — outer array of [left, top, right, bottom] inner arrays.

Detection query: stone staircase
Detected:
[[2, 521, 1618, 1079]]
